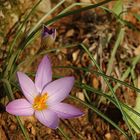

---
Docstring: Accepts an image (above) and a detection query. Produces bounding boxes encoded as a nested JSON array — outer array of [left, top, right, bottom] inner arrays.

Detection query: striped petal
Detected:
[[6, 99, 34, 116], [17, 72, 39, 104], [35, 109, 59, 129], [42, 77, 75, 105], [35, 55, 52, 93], [50, 103, 83, 119]]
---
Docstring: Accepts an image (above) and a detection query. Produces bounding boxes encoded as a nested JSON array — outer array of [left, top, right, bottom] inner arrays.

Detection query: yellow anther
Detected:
[[33, 93, 48, 111]]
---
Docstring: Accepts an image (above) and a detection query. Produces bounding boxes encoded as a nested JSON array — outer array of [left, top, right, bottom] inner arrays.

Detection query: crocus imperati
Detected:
[[41, 25, 56, 47], [6, 55, 83, 129]]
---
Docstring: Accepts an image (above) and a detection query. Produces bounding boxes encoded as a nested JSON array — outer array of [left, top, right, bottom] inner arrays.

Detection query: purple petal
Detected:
[[42, 77, 75, 105], [17, 72, 39, 104], [35, 109, 59, 129], [6, 99, 34, 116], [50, 103, 83, 119], [35, 55, 52, 93]]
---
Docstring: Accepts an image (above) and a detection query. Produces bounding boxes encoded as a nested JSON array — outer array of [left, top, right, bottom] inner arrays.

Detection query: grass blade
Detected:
[[106, 28, 125, 76], [70, 95, 129, 139], [8, 0, 43, 55], [28, 0, 65, 36], [81, 43, 136, 139], [57, 127, 70, 140], [54, 65, 140, 93]]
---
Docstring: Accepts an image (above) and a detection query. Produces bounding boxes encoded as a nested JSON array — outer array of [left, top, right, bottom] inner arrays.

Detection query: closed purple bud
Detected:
[[41, 25, 56, 47]]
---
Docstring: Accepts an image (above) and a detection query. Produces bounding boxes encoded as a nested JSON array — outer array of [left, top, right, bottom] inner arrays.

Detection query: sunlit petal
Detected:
[[35, 55, 52, 93], [50, 103, 83, 119], [42, 77, 75, 105], [6, 99, 34, 116], [35, 109, 59, 129], [17, 72, 39, 103]]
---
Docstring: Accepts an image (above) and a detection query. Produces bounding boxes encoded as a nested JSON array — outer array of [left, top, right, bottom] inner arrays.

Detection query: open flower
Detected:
[[41, 25, 56, 47], [6, 55, 83, 129]]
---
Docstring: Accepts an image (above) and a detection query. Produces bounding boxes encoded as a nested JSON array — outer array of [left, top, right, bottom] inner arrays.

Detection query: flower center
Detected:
[[33, 93, 48, 111]]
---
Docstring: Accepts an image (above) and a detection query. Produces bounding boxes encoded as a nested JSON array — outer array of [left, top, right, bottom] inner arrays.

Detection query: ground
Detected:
[[1, 0, 140, 140]]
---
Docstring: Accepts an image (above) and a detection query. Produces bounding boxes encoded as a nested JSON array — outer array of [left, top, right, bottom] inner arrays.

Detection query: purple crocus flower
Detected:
[[6, 55, 83, 129]]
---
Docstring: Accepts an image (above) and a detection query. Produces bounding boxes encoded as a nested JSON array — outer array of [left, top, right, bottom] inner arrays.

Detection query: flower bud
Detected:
[[41, 25, 56, 48]]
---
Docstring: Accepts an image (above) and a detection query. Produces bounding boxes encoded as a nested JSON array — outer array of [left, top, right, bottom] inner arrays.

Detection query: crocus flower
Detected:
[[41, 25, 56, 47], [6, 55, 83, 129]]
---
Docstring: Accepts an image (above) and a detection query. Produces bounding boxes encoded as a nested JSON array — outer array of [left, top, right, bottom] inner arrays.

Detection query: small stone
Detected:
[[65, 29, 74, 37], [27, 123, 36, 135], [0, 120, 5, 126], [37, 0, 51, 13], [72, 50, 80, 61], [0, 10, 4, 18], [76, 92, 85, 101], [80, 0, 92, 3], [81, 53, 90, 66], [92, 77, 99, 89], [65, 0, 75, 4], [82, 38, 89, 46], [4, 1, 11, 9], [11, 13, 18, 24], [60, 48, 67, 54], [47, 128, 52, 134], [89, 43, 97, 52], [134, 45, 140, 56], [105, 133, 112, 140], [19, 0, 25, 4]]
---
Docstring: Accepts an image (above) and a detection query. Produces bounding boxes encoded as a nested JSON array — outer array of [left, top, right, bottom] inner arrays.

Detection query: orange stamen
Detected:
[[33, 93, 48, 111]]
